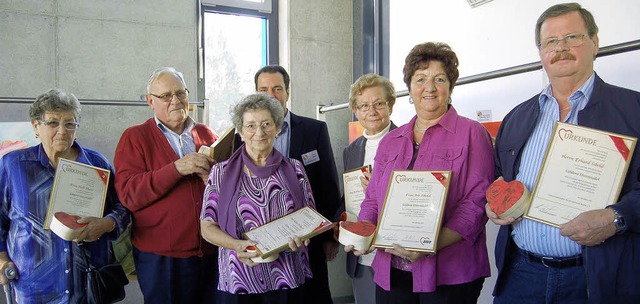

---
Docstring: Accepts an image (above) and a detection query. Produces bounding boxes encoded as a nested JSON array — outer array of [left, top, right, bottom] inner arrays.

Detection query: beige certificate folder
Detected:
[[199, 127, 235, 163]]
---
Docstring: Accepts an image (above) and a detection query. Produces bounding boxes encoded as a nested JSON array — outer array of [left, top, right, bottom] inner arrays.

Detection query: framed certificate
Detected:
[[243, 206, 334, 259], [44, 158, 110, 229], [343, 165, 371, 221], [525, 122, 637, 227], [372, 170, 451, 253]]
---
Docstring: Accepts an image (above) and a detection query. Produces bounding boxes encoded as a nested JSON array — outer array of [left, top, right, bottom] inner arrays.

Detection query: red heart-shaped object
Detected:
[[486, 179, 526, 216], [54, 212, 87, 230], [340, 221, 376, 237]]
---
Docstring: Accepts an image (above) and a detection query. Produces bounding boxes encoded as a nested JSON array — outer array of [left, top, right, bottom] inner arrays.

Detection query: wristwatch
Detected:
[[612, 208, 626, 234]]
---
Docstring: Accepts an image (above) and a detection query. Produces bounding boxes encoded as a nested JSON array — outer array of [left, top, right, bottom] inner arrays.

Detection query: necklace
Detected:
[[243, 165, 269, 191], [559, 105, 572, 112], [414, 124, 427, 132]]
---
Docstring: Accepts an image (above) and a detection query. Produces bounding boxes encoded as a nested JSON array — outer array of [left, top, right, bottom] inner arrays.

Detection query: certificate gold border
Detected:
[[44, 158, 110, 230], [372, 170, 451, 253], [243, 206, 335, 258], [525, 121, 637, 227]]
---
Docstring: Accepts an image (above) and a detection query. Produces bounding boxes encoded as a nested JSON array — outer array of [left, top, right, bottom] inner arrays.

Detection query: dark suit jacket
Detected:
[[341, 122, 397, 278]]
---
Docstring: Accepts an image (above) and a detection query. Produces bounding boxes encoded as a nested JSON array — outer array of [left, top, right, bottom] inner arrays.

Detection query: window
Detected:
[[200, 1, 277, 134]]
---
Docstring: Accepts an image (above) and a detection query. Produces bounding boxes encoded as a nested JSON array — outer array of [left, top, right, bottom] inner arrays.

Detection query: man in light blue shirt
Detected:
[[488, 3, 640, 303]]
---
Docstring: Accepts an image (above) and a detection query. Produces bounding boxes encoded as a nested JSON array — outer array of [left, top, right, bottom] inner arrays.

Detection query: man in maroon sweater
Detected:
[[114, 67, 219, 303]]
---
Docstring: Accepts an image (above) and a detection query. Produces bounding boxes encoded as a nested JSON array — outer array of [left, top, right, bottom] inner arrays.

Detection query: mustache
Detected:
[[551, 51, 576, 64]]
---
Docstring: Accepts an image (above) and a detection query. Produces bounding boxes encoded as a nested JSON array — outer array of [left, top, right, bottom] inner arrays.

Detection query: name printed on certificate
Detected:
[[343, 165, 371, 221], [525, 122, 637, 227], [44, 158, 110, 229], [243, 206, 334, 258], [373, 170, 451, 253]]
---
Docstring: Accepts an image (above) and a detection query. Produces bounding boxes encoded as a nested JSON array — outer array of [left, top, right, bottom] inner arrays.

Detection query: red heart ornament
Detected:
[[486, 179, 529, 218], [54, 212, 87, 230], [340, 221, 376, 237]]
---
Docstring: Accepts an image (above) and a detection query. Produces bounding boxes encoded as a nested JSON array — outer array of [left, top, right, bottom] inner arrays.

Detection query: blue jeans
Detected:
[[494, 247, 587, 304]]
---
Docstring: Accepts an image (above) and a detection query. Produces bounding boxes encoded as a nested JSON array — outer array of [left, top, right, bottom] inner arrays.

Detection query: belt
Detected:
[[521, 249, 583, 269]]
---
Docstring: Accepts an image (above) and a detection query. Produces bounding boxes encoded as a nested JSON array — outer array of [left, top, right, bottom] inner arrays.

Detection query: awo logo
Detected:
[[419, 237, 432, 245]]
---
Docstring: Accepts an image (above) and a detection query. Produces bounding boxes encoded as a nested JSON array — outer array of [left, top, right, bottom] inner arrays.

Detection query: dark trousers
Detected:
[[218, 284, 307, 304], [133, 246, 220, 304], [376, 268, 484, 304], [302, 240, 334, 304]]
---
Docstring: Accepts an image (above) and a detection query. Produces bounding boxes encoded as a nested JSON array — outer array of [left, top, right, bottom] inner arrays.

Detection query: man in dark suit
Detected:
[[247, 65, 341, 303]]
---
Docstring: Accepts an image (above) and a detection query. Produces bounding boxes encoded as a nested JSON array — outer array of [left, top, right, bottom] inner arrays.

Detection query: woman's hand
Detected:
[[234, 240, 259, 267], [74, 217, 115, 242], [343, 244, 374, 256], [0, 252, 18, 285], [385, 244, 431, 263], [287, 236, 310, 252], [360, 172, 372, 191]]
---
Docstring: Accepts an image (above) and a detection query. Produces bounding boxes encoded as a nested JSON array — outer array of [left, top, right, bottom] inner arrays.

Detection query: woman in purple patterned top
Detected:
[[200, 93, 314, 303]]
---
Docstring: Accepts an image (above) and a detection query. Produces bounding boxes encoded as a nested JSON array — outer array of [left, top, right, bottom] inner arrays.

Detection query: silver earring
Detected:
[[448, 97, 452, 104], [409, 97, 414, 104]]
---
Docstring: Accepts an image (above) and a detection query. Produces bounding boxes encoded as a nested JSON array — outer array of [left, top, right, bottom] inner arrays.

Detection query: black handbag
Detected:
[[80, 243, 129, 304]]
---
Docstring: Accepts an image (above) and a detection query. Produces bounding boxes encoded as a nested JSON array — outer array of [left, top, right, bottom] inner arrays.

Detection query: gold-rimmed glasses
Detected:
[[149, 89, 189, 102]]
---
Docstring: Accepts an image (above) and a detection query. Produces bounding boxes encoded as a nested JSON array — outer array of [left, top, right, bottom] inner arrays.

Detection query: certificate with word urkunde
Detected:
[[372, 170, 451, 253], [343, 165, 372, 221], [525, 122, 636, 227], [44, 158, 110, 230], [243, 206, 334, 259]]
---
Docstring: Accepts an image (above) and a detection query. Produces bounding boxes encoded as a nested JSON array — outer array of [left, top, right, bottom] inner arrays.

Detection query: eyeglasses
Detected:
[[39, 120, 80, 131], [242, 121, 276, 134], [149, 89, 189, 102], [355, 100, 388, 112], [540, 33, 588, 53]]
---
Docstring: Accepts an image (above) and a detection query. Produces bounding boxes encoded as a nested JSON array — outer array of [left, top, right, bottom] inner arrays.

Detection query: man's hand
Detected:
[[486, 203, 522, 226], [560, 209, 617, 246], [174, 152, 213, 181]]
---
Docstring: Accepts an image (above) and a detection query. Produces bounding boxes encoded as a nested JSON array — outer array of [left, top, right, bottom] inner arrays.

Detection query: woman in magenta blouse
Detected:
[[346, 42, 495, 304]]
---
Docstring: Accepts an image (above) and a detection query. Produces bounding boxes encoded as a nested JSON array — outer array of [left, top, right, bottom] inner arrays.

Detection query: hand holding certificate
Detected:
[[525, 122, 637, 227], [243, 206, 334, 259], [44, 158, 110, 231], [372, 170, 451, 253], [343, 165, 372, 221]]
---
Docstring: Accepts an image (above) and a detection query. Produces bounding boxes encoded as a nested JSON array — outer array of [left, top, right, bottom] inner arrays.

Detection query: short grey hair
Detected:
[[231, 93, 284, 131], [146, 67, 187, 93], [535, 3, 598, 48], [29, 89, 81, 122]]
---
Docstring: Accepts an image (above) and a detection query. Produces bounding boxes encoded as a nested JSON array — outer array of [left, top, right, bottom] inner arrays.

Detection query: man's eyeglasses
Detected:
[[149, 89, 189, 102], [356, 100, 388, 112], [243, 121, 276, 134], [39, 120, 80, 131], [540, 33, 588, 53]]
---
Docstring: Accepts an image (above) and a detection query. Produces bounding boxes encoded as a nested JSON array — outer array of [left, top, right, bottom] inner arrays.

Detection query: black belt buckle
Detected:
[[523, 250, 582, 269]]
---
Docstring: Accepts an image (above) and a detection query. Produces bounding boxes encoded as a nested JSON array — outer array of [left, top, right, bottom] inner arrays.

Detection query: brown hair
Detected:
[[402, 42, 459, 93]]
